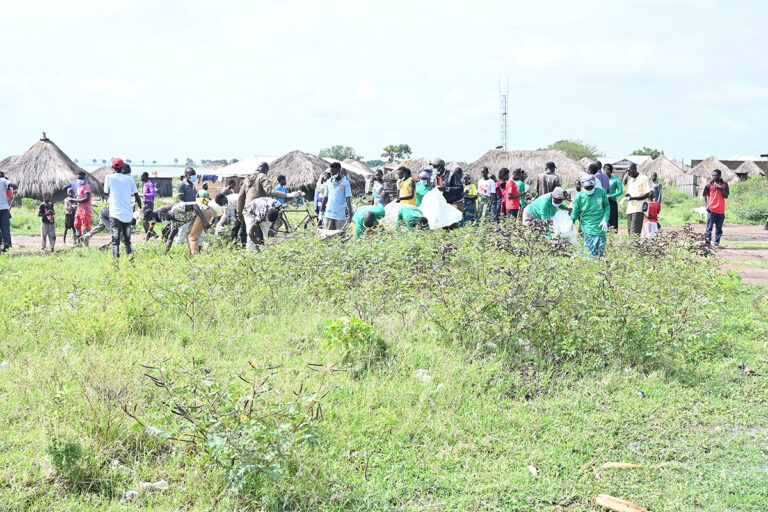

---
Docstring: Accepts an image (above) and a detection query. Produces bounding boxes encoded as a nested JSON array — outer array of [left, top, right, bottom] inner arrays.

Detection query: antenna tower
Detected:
[[499, 80, 509, 151]]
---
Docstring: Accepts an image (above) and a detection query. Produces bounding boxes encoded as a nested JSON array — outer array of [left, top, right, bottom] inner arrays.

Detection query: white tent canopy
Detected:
[[215, 155, 278, 176]]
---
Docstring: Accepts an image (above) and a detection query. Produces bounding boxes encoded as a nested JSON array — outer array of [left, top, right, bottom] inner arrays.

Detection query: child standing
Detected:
[[38, 192, 56, 253], [642, 200, 661, 238], [63, 188, 77, 243]]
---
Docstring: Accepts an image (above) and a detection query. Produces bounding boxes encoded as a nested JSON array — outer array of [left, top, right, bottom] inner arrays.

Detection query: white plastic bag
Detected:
[[551, 210, 577, 243], [383, 202, 405, 227], [419, 189, 463, 229]]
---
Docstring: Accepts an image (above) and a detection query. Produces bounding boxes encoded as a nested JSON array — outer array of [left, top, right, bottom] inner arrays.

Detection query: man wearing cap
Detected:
[[320, 162, 353, 232], [72, 170, 93, 240], [104, 161, 142, 261], [522, 186, 569, 227], [604, 164, 623, 230], [570, 175, 610, 258], [536, 162, 562, 197], [432, 158, 463, 210], [623, 163, 651, 236], [237, 161, 301, 251], [477, 167, 495, 222]]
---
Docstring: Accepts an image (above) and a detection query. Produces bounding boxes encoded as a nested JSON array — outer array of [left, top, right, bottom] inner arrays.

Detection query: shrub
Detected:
[[46, 435, 109, 494], [323, 316, 388, 378], [729, 177, 768, 224]]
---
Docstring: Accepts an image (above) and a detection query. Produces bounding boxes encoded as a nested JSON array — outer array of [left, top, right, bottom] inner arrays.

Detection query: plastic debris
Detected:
[[595, 494, 649, 512], [139, 479, 169, 491], [414, 369, 432, 383], [527, 465, 538, 477], [121, 490, 139, 503]]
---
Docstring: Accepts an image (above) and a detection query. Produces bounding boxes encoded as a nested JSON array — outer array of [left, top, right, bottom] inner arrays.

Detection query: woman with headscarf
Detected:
[[415, 167, 434, 207], [570, 175, 610, 258]]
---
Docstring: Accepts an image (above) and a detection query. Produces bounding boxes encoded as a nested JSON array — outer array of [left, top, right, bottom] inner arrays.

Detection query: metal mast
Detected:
[[499, 80, 509, 152]]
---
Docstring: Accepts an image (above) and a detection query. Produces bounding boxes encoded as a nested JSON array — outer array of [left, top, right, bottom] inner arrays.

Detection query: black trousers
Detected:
[[608, 199, 619, 230], [110, 217, 133, 257], [627, 212, 644, 235], [231, 218, 247, 246]]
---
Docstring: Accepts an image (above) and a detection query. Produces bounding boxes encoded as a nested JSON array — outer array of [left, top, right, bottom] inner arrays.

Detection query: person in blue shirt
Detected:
[[320, 162, 352, 231], [275, 175, 289, 206]]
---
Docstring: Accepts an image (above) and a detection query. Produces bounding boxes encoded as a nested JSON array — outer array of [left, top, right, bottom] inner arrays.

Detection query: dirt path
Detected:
[[667, 224, 768, 285]]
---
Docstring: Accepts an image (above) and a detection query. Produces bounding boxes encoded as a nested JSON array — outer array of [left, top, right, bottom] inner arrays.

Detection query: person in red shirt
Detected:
[[492, 168, 509, 223], [642, 200, 661, 238], [73, 171, 93, 240], [505, 168, 523, 220], [702, 169, 729, 247]]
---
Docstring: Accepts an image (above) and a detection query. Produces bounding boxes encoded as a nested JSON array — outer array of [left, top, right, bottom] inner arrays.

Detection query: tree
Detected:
[[174, 158, 179, 165], [318, 145, 362, 161], [539, 139, 603, 161], [185, 158, 194, 166], [74, 158, 79, 164], [230, 158, 239, 164], [381, 144, 412, 163], [92, 158, 97, 165], [141, 160, 145, 166], [364, 159, 387, 167], [631, 147, 664, 159], [101, 159, 107, 165], [126, 159, 132, 164], [152, 160, 157, 165]]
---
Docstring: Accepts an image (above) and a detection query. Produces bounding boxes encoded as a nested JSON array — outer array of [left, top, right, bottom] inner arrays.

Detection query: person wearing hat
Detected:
[[415, 167, 434, 207], [320, 162, 353, 232], [237, 161, 301, 251], [433, 158, 464, 209], [522, 186, 569, 227], [604, 164, 623, 230], [536, 161, 562, 197], [570, 175, 610, 258], [104, 161, 142, 261], [477, 167, 495, 222], [623, 163, 651, 236], [396, 167, 417, 206], [0, 171, 18, 253]]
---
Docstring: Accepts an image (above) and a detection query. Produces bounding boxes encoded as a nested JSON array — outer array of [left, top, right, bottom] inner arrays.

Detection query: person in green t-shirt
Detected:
[[570, 175, 610, 258], [197, 183, 211, 200], [351, 204, 385, 238], [605, 163, 623, 231], [415, 168, 434, 207], [514, 168, 528, 213], [522, 187, 568, 226], [397, 206, 429, 229]]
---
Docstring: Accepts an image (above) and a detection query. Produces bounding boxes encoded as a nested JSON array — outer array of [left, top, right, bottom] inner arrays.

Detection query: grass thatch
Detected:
[[91, 165, 114, 185], [734, 160, 765, 179], [463, 150, 585, 185], [384, 158, 431, 179], [0, 155, 19, 173], [689, 156, 737, 183], [446, 162, 462, 171], [638, 155, 687, 184], [577, 157, 593, 168], [270, 150, 365, 195], [343, 158, 374, 176], [5, 136, 104, 200]]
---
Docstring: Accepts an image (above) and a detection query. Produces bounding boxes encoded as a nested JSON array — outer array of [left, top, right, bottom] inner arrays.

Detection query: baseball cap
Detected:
[[431, 158, 446, 167], [551, 187, 565, 199], [545, 161, 556, 169], [111, 158, 125, 170]]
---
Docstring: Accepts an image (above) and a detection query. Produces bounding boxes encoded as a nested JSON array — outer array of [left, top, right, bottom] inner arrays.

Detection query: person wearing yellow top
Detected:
[[396, 167, 417, 206], [623, 163, 651, 235]]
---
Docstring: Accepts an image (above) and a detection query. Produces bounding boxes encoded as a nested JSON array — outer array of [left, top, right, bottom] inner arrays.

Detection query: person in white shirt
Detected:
[[104, 160, 141, 261], [477, 167, 496, 222]]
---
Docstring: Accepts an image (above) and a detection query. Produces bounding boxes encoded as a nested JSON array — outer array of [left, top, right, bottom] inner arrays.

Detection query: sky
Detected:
[[0, 0, 766, 165]]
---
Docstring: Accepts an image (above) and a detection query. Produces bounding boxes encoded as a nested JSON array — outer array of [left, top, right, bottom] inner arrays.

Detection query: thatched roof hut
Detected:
[[638, 155, 687, 184], [5, 135, 104, 200], [578, 157, 593, 168], [446, 162, 462, 171], [384, 157, 431, 179], [269, 150, 365, 195], [342, 158, 374, 177], [0, 155, 19, 172], [463, 150, 585, 185], [689, 156, 737, 183], [734, 160, 764, 179], [91, 165, 114, 185]]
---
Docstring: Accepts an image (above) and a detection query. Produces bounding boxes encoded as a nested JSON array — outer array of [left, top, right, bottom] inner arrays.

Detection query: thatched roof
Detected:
[[269, 150, 365, 195], [5, 135, 104, 200], [384, 158, 431, 179], [463, 150, 585, 185], [638, 155, 687, 184], [342, 158, 374, 176], [446, 162, 462, 171], [91, 165, 114, 185], [689, 156, 737, 183], [734, 160, 765, 178], [578, 157, 593, 168], [383, 160, 400, 170], [0, 155, 19, 172]]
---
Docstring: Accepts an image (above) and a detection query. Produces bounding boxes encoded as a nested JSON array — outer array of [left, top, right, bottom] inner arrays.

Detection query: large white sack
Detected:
[[419, 189, 463, 229], [551, 209, 577, 243], [383, 201, 405, 227]]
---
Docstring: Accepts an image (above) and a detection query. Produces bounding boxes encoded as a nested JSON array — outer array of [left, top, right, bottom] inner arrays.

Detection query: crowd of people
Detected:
[[0, 156, 734, 256]]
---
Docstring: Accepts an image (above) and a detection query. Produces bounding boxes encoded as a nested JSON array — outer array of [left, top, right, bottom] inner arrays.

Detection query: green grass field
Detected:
[[1, 214, 767, 511]]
